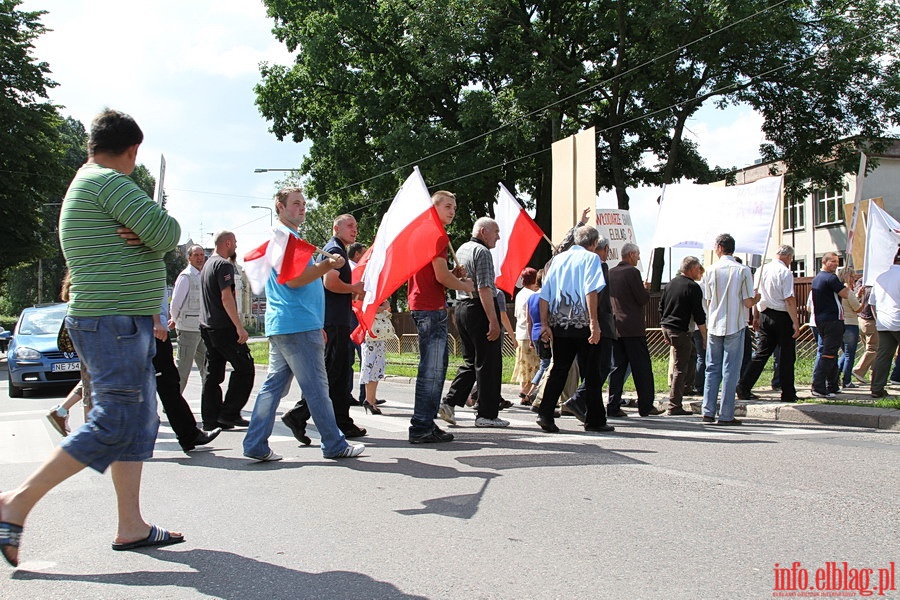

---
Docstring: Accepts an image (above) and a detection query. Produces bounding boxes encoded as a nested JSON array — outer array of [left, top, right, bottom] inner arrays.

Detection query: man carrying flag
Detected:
[[242, 188, 364, 461], [408, 191, 474, 443]]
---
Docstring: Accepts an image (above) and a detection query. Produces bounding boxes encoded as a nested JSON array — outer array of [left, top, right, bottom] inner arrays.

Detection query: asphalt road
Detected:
[[1, 365, 898, 600]]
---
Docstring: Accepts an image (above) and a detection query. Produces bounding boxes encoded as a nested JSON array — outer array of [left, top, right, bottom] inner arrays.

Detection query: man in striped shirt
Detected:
[[699, 233, 758, 425], [0, 109, 183, 567]]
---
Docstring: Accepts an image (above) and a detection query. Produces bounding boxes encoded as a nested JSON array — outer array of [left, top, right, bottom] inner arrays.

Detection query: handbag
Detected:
[[57, 321, 76, 354], [367, 311, 397, 342]]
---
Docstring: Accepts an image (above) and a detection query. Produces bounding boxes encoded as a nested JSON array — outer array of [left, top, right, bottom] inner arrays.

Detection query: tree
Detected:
[[255, 0, 899, 274], [0, 1, 71, 275]]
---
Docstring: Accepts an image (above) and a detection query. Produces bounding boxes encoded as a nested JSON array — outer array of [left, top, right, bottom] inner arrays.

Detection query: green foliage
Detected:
[[256, 0, 898, 270], [0, 1, 71, 275]]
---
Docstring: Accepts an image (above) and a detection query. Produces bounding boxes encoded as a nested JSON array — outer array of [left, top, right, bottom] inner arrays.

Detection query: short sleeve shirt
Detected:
[[408, 246, 448, 311], [200, 254, 236, 329], [514, 287, 536, 340], [540, 245, 606, 334], [700, 255, 754, 337], [322, 236, 352, 327], [757, 259, 795, 313], [811, 270, 845, 324], [456, 239, 496, 299]]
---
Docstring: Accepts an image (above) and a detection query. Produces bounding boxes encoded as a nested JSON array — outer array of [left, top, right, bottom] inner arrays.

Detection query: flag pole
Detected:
[[448, 242, 459, 265], [542, 233, 558, 253]]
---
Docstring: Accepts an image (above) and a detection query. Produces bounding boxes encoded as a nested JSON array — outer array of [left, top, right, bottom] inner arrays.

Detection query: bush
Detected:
[[0, 314, 18, 330]]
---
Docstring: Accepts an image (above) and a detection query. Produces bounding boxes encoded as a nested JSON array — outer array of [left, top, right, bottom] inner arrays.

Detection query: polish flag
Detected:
[[491, 183, 545, 296], [243, 227, 317, 294], [354, 167, 448, 340]]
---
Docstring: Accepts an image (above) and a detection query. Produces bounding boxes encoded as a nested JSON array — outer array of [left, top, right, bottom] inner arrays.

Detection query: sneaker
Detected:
[[851, 370, 867, 384], [842, 382, 859, 389], [438, 403, 456, 425], [245, 450, 283, 462], [327, 443, 365, 458], [810, 390, 836, 399], [409, 427, 454, 444], [474, 417, 509, 428], [46, 406, 70, 437]]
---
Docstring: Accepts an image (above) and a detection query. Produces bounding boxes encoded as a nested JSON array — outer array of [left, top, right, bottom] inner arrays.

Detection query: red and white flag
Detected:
[[354, 167, 448, 339], [243, 227, 316, 295], [491, 183, 544, 296]]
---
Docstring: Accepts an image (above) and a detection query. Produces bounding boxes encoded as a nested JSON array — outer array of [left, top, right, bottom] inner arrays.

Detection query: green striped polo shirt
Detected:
[[59, 163, 181, 316]]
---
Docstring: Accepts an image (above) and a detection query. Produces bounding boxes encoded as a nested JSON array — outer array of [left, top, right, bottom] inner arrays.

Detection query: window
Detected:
[[783, 195, 805, 231], [813, 188, 845, 226], [791, 258, 807, 278]]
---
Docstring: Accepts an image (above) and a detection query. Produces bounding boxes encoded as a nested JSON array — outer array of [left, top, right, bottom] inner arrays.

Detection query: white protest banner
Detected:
[[862, 202, 900, 286], [595, 209, 639, 269], [651, 176, 783, 255]]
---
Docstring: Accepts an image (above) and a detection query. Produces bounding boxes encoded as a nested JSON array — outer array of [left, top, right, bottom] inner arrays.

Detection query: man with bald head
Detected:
[[199, 231, 254, 431], [169, 244, 208, 392]]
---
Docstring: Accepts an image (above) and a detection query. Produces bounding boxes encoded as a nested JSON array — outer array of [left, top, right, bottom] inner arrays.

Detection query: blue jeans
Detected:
[[812, 320, 843, 394], [243, 331, 348, 458], [410, 310, 449, 436], [837, 324, 860, 386], [702, 330, 745, 421], [61, 315, 159, 473]]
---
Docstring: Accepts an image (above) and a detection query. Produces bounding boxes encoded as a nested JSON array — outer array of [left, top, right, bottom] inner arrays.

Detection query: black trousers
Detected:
[[444, 299, 502, 420], [200, 326, 255, 427], [291, 324, 357, 432], [153, 335, 199, 450], [607, 336, 656, 414], [542, 333, 610, 426], [738, 309, 797, 401]]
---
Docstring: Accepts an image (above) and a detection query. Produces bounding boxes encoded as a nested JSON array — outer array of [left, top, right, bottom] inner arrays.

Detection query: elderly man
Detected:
[[536, 225, 611, 433], [810, 251, 851, 398], [870, 247, 900, 398], [701, 233, 757, 425], [659, 256, 707, 415], [169, 245, 207, 392], [607, 243, 662, 417], [438, 217, 509, 428], [736, 245, 800, 403], [282, 214, 368, 441], [200, 231, 254, 430], [0, 109, 182, 566], [242, 188, 364, 461]]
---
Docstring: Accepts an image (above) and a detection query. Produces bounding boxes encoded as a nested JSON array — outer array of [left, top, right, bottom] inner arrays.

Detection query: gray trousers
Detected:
[[175, 328, 207, 393]]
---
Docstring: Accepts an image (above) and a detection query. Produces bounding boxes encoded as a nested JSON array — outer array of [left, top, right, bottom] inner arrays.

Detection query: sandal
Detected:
[[0, 498, 23, 568], [112, 524, 184, 552]]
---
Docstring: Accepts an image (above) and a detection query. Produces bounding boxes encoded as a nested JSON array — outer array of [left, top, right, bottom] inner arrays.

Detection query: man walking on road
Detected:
[[243, 188, 364, 461], [200, 231, 254, 430], [407, 191, 474, 443], [736, 244, 800, 403], [169, 244, 207, 393]]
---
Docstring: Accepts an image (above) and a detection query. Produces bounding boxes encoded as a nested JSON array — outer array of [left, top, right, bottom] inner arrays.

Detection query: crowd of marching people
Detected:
[[2, 108, 898, 569]]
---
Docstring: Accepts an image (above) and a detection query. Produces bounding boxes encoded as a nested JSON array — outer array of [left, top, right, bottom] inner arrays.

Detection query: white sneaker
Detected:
[[246, 450, 283, 462], [475, 417, 510, 428], [438, 403, 456, 425], [328, 443, 365, 458]]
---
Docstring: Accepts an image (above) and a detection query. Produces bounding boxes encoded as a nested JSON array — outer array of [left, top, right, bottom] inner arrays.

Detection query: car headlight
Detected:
[[12, 346, 42, 361]]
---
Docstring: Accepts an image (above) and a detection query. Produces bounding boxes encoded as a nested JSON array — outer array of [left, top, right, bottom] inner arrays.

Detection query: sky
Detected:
[[23, 0, 770, 278]]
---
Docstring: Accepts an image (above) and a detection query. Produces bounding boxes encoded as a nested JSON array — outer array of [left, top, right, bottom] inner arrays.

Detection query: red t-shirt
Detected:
[[408, 245, 448, 311]]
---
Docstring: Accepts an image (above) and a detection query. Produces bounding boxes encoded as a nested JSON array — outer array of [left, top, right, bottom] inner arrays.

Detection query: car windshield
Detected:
[[16, 305, 68, 336]]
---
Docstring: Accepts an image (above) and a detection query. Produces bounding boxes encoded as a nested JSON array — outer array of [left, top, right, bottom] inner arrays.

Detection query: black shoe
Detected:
[[343, 426, 367, 438], [363, 402, 383, 415], [608, 409, 628, 418], [736, 386, 759, 400], [667, 406, 692, 416], [871, 389, 888, 398], [584, 423, 615, 432], [640, 408, 664, 417], [376, 399, 387, 405], [203, 422, 225, 431], [281, 408, 311, 445], [701, 415, 716, 423], [536, 418, 560, 433], [218, 417, 249, 428], [714, 418, 743, 426], [531, 405, 560, 418], [562, 398, 586, 423], [195, 427, 221, 446], [498, 399, 513, 410], [409, 427, 454, 444]]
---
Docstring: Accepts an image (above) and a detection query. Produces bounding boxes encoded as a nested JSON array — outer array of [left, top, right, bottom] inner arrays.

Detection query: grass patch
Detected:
[[797, 397, 900, 410]]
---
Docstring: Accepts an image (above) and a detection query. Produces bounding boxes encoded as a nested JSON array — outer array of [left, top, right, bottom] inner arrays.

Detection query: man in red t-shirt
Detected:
[[407, 191, 474, 443]]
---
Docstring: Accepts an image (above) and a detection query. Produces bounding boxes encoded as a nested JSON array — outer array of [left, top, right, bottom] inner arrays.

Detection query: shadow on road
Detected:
[[12, 548, 429, 600]]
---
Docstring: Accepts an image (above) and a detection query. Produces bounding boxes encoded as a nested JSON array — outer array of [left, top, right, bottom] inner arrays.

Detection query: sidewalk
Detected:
[[379, 373, 900, 432]]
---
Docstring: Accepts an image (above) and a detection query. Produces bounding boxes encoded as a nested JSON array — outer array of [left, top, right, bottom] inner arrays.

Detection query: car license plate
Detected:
[[52, 362, 81, 372]]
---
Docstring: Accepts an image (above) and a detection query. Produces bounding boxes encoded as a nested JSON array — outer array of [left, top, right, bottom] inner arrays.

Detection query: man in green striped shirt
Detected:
[[0, 109, 183, 567]]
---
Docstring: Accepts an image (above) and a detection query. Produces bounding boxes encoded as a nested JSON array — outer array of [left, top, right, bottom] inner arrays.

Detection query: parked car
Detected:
[[0, 326, 9, 353], [7, 303, 80, 397]]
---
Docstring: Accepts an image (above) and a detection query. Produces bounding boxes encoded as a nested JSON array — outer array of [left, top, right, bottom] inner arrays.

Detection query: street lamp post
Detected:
[[253, 168, 301, 173], [251, 205, 273, 226]]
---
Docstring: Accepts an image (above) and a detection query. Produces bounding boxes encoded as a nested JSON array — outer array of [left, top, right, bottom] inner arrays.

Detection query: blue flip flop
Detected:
[[0, 520, 23, 567], [111, 524, 184, 551]]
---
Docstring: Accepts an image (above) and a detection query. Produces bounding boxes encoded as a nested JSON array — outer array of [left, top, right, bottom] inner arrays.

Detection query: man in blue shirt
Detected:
[[243, 188, 364, 461], [810, 252, 850, 397]]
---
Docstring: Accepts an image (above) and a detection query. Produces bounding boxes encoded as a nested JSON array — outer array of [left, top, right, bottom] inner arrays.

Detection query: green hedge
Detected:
[[0, 315, 18, 331]]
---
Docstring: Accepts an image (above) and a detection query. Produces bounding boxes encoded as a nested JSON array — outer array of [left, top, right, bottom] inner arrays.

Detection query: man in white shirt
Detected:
[[736, 244, 800, 403], [870, 247, 900, 398], [700, 234, 757, 425], [168, 245, 207, 392]]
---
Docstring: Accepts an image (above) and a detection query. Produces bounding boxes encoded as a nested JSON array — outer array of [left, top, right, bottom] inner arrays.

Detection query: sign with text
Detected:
[[594, 209, 640, 269]]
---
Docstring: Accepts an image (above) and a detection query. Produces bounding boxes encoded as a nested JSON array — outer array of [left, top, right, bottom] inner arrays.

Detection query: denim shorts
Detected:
[[60, 315, 159, 473]]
